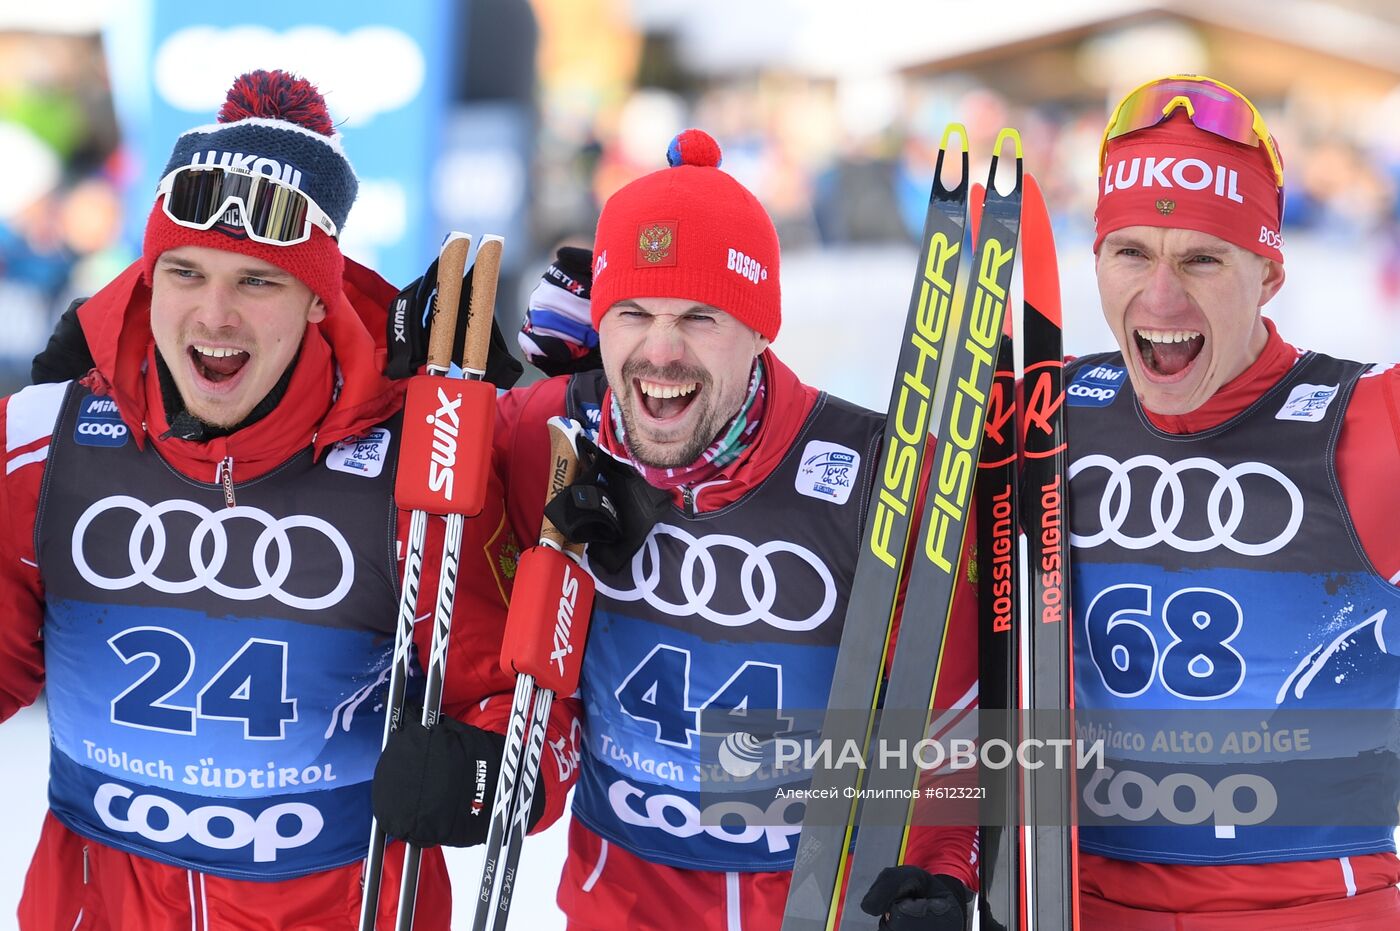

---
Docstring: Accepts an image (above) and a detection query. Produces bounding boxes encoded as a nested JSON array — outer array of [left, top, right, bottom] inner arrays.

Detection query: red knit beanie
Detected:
[[590, 129, 781, 341], [141, 70, 356, 310]]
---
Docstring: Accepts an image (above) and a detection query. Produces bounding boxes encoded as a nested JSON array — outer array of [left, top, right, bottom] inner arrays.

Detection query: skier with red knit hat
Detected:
[[1069, 74, 1400, 927], [0, 70, 575, 929], [381, 128, 982, 930]]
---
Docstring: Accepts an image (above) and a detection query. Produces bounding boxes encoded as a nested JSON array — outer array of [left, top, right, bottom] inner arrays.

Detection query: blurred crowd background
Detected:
[[4, 0, 1400, 405]]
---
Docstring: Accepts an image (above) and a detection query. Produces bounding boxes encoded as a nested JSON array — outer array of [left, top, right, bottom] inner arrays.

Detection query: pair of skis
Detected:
[[359, 233, 500, 931], [780, 128, 1077, 930], [974, 174, 1078, 930]]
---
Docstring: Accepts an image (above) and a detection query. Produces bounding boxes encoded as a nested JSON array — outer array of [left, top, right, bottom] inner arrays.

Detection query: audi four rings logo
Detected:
[[72, 496, 354, 610], [1068, 455, 1303, 556], [589, 523, 837, 631]]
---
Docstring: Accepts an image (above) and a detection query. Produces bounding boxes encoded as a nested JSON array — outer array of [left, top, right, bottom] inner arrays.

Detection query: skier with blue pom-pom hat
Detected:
[[0, 69, 570, 930]]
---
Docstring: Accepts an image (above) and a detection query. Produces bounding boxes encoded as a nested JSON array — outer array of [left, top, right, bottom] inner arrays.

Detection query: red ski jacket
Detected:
[[1079, 319, 1400, 916], [493, 350, 980, 931], [0, 259, 580, 930]]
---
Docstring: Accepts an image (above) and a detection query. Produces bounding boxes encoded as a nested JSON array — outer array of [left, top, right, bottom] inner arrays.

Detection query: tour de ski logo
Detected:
[[1066, 363, 1127, 408], [795, 440, 860, 505], [74, 395, 130, 448], [1275, 382, 1340, 423], [326, 427, 392, 478], [636, 222, 677, 266]]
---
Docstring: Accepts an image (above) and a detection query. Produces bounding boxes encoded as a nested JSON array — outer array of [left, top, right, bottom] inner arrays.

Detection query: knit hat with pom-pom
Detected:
[[141, 69, 357, 310], [590, 128, 781, 341]]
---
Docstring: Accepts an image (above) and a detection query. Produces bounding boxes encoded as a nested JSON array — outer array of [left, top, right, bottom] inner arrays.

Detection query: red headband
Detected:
[[1094, 117, 1283, 263]]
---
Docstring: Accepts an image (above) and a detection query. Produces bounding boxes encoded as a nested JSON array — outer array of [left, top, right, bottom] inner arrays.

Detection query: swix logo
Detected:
[[392, 297, 409, 345], [189, 150, 303, 188], [471, 759, 489, 815], [1103, 157, 1244, 204], [552, 565, 581, 676], [425, 387, 463, 500]]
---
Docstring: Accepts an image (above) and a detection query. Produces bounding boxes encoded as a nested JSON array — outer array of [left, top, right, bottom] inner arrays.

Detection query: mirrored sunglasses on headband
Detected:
[[155, 164, 338, 246], [1099, 74, 1286, 220]]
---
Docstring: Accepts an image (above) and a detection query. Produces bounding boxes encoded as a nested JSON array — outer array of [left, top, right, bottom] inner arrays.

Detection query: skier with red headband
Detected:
[[0, 70, 575, 929], [1069, 74, 1400, 927]]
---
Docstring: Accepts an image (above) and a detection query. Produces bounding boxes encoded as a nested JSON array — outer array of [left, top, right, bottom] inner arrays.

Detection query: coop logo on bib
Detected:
[[75, 396, 130, 448], [796, 441, 860, 505], [1067, 364, 1127, 408]]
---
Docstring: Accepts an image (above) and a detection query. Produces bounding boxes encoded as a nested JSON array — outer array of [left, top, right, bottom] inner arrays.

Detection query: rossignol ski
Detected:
[[780, 124, 971, 931], [974, 180, 1021, 931], [836, 129, 1025, 931], [1018, 173, 1078, 931], [472, 417, 594, 931]]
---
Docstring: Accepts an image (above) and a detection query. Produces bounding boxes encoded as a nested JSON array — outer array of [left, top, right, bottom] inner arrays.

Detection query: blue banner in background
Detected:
[[104, 0, 454, 289]]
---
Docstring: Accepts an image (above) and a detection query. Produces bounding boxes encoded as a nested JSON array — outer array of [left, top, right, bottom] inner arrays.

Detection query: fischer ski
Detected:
[[1017, 173, 1078, 931], [836, 128, 1024, 931], [780, 124, 971, 931]]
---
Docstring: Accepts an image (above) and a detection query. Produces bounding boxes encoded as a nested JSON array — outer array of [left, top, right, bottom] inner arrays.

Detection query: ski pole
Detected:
[[474, 416, 594, 931], [359, 231, 474, 931], [393, 234, 504, 931]]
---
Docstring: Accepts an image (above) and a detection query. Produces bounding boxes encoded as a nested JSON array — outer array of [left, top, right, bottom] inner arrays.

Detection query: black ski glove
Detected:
[[541, 431, 670, 574], [32, 298, 94, 384], [386, 256, 524, 388], [371, 710, 546, 848], [859, 866, 971, 931], [517, 246, 600, 377]]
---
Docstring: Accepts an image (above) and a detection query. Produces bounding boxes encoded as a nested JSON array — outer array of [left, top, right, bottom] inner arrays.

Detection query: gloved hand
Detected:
[[32, 299, 94, 384], [541, 431, 670, 574], [859, 866, 971, 931], [371, 710, 546, 847], [386, 257, 524, 388], [517, 246, 601, 377]]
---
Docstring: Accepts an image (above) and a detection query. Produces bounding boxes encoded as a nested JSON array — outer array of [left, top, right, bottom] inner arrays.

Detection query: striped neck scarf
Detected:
[[606, 357, 766, 491]]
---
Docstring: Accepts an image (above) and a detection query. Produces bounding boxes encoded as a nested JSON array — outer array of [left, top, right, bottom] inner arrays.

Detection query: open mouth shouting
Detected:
[[1133, 328, 1204, 381], [188, 343, 252, 390], [635, 377, 701, 423]]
